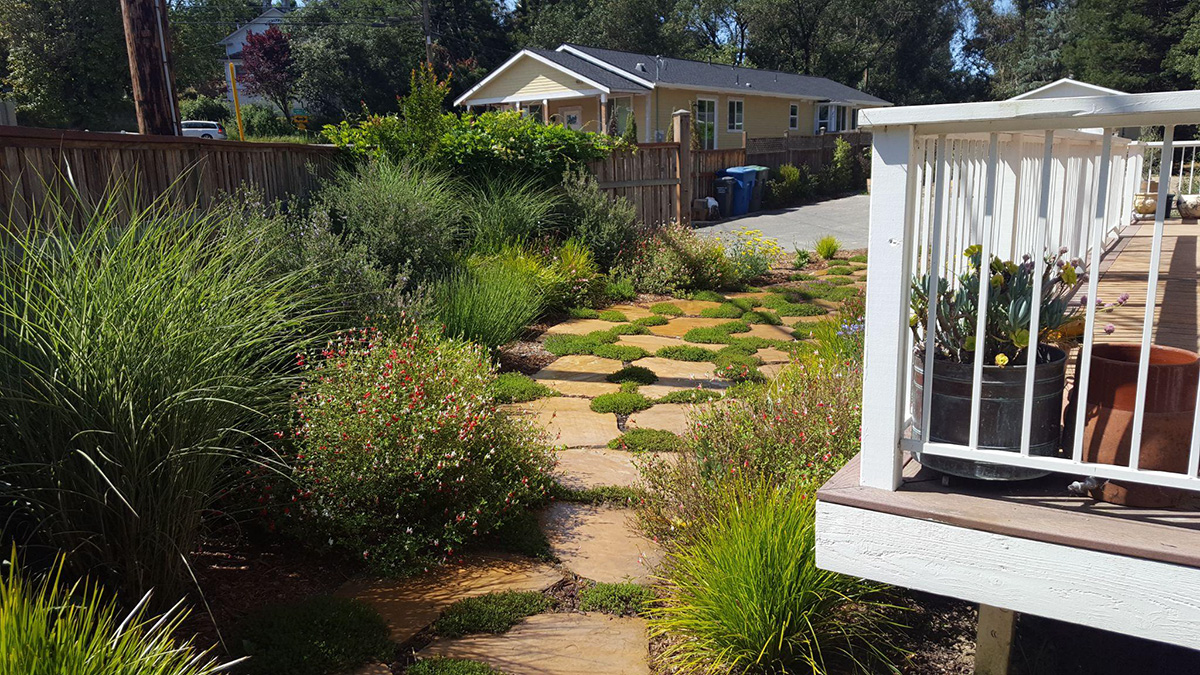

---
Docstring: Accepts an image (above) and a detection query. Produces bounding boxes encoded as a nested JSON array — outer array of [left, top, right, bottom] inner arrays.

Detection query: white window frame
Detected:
[[789, 102, 800, 130], [815, 103, 831, 134], [727, 98, 744, 132], [850, 107, 859, 130], [696, 97, 718, 150]]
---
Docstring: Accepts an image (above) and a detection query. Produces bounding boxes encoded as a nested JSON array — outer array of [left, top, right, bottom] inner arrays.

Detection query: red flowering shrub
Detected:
[[276, 322, 555, 573], [614, 222, 732, 295]]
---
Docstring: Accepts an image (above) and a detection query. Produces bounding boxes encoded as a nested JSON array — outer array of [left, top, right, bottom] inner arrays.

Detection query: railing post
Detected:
[[673, 109, 692, 225], [860, 125, 917, 490]]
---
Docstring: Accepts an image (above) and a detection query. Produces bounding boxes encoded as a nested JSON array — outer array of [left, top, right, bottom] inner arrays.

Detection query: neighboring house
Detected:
[[217, 1, 293, 111], [453, 44, 891, 147]]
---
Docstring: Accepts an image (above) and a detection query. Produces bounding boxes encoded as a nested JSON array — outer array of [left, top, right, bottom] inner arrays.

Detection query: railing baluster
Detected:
[[922, 135, 949, 443], [1131, 125, 1176, 469], [1072, 130, 1114, 464], [969, 134, 1000, 450], [1021, 131, 1056, 456]]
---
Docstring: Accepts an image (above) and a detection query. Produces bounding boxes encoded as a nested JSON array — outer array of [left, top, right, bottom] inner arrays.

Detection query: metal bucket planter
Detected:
[[1064, 343, 1199, 507], [912, 347, 1068, 481]]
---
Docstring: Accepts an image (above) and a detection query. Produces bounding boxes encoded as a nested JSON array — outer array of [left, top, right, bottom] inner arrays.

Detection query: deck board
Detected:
[[818, 454, 1200, 569]]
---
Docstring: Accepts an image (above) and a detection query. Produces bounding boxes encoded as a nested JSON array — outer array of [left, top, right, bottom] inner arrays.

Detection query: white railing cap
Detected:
[[860, 91, 1200, 135]]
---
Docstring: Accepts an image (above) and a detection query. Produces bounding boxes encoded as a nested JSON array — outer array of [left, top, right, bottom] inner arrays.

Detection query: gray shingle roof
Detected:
[[529, 49, 650, 93], [558, 44, 890, 107]]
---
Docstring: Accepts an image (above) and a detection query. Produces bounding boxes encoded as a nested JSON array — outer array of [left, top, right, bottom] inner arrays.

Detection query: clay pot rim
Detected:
[[1090, 342, 1199, 368]]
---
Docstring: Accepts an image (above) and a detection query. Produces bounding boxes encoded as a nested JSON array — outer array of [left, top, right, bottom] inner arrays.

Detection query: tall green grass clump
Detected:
[[814, 235, 841, 260], [649, 479, 896, 674], [0, 195, 339, 601], [433, 262, 545, 348], [0, 552, 232, 674], [463, 177, 560, 253]]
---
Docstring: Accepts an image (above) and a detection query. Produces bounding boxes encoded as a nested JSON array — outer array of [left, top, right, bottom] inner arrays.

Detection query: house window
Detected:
[[838, 106, 848, 132], [608, 96, 633, 135], [727, 99, 743, 132], [695, 98, 716, 150], [525, 103, 544, 122], [816, 104, 831, 134], [789, 103, 799, 130], [850, 108, 859, 130]]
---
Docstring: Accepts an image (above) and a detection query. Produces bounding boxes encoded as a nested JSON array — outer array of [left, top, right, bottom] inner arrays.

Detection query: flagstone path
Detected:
[[340, 270, 867, 674]]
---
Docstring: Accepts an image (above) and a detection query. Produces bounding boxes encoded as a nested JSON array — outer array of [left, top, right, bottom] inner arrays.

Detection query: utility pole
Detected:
[[421, 0, 433, 64], [119, 0, 182, 135]]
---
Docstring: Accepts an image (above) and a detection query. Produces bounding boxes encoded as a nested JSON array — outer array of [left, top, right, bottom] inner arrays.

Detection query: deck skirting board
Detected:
[[816, 500, 1200, 651]]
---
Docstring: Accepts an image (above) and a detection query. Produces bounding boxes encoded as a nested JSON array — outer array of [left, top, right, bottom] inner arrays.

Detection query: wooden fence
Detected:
[[0, 126, 342, 226], [692, 148, 747, 201], [588, 143, 681, 225], [745, 131, 871, 174]]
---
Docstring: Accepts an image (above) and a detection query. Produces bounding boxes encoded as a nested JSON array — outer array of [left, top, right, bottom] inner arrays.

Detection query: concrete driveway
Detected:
[[695, 194, 870, 251]]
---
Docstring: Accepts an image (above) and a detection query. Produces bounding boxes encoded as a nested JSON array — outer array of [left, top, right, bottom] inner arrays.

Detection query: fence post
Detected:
[[673, 109, 692, 225]]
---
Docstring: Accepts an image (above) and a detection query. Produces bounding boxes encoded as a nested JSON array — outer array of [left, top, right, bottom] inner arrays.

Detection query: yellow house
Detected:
[[454, 44, 891, 149]]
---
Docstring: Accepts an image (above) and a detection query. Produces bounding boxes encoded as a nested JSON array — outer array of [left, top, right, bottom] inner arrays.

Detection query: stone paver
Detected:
[[338, 553, 562, 643], [604, 303, 656, 320], [556, 447, 641, 489], [787, 314, 829, 326], [665, 299, 724, 316], [626, 403, 692, 436], [647, 316, 732, 338], [420, 613, 650, 675], [532, 354, 622, 397], [544, 318, 622, 336], [745, 323, 798, 342], [503, 397, 620, 448], [755, 347, 792, 363], [760, 362, 789, 379], [539, 503, 661, 583], [615, 333, 685, 352], [632, 356, 726, 398]]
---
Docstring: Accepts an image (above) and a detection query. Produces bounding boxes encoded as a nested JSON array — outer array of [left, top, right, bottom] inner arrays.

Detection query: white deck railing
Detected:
[[858, 91, 1200, 493]]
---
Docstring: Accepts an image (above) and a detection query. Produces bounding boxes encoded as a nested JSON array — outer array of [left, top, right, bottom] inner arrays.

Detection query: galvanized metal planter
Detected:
[[912, 347, 1068, 481]]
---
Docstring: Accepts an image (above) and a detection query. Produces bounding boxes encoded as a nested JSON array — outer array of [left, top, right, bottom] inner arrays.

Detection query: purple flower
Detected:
[[1104, 323, 1116, 335], [1118, 292, 1130, 305]]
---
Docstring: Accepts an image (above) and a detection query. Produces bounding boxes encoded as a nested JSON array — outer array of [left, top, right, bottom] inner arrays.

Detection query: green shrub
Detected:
[[233, 597, 391, 675], [0, 555, 228, 675], [493, 510, 553, 561], [657, 345, 718, 361], [180, 93, 230, 123], [793, 282, 859, 302], [717, 320, 750, 334], [634, 314, 669, 326], [579, 582, 655, 615], [435, 592, 553, 638], [657, 388, 724, 404], [492, 372, 558, 403], [793, 247, 812, 268], [598, 309, 629, 322], [615, 223, 731, 295], [823, 275, 856, 285], [433, 262, 544, 348], [725, 228, 783, 283], [569, 307, 600, 319], [717, 342, 759, 357], [700, 302, 744, 319], [728, 297, 756, 311], [849, 254, 868, 263], [727, 336, 782, 351], [606, 365, 658, 385], [790, 272, 816, 281], [552, 484, 644, 504], [608, 428, 685, 452], [762, 293, 827, 317], [241, 103, 295, 136], [281, 324, 555, 573], [683, 327, 736, 344], [318, 160, 459, 286], [605, 276, 637, 301], [715, 362, 766, 383], [319, 64, 454, 160], [742, 309, 783, 325], [469, 241, 600, 313], [558, 168, 641, 270], [648, 478, 895, 674], [826, 265, 853, 276], [408, 658, 503, 675], [650, 302, 685, 316], [463, 177, 561, 253], [0, 197, 340, 600], [590, 391, 654, 414], [594, 344, 650, 362], [813, 235, 841, 260], [608, 322, 649, 335], [765, 163, 814, 208], [544, 333, 599, 356], [827, 136, 855, 193], [690, 290, 727, 303]]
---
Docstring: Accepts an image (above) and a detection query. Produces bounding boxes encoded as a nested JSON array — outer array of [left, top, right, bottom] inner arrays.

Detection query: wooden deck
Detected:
[[818, 454, 1200, 569], [1094, 220, 1200, 352]]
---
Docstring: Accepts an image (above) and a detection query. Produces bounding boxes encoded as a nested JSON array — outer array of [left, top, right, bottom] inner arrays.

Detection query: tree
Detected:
[[241, 24, 296, 115], [0, 0, 131, 129], [169, 0, 262, 94], [1061, 0, 1189, 93]]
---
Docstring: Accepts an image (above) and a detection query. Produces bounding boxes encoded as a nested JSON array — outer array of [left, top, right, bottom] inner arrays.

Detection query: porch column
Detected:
[[644, 93, 652, 143], [542, 98, 549, 124], [599, 93, 608, 135]]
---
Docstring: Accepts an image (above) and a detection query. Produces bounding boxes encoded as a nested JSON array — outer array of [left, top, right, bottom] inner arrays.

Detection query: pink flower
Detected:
[[1104, 323, 1116, 334]]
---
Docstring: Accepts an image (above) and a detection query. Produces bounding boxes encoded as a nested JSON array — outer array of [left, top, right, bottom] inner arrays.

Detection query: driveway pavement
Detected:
[[695, 194, 870, 251]]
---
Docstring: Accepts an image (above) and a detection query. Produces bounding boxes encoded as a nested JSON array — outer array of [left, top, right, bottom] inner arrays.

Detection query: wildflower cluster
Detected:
[[269, 321, 555, 573], [724, 228, 783, 283]]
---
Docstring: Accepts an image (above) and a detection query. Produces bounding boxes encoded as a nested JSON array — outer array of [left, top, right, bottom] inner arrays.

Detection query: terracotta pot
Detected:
[[1064, 343, 1200, 507], [1179, 194, 1200, 219]]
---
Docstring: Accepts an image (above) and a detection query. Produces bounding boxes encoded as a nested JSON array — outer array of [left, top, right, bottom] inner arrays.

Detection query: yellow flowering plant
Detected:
[[725, 228, 783, 284]]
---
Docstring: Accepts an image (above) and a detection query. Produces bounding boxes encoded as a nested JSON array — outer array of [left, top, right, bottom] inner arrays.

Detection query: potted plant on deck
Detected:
[[909, 246, 1126, 480]]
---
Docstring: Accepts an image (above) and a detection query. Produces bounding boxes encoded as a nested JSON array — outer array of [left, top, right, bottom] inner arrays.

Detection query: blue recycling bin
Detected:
[[721, 166, 758, 216]]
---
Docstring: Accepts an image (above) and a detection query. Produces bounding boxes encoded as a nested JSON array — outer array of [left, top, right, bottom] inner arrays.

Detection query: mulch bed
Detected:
[[495, 339, 556, 374]]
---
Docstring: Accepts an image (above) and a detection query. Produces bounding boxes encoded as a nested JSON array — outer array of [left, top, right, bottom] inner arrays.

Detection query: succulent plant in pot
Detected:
[[908, 245, 1126, 480]]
